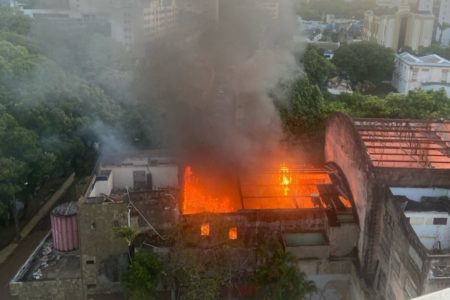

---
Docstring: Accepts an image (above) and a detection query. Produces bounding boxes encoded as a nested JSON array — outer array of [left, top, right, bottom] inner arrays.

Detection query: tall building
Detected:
[[363, 2, 435, 51], [66, 0, 178, 48], [142, 0, 178, 40], [436, 0, 450, 45]]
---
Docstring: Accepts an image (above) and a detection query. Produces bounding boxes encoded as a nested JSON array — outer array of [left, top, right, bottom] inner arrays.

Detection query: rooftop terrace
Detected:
[[11, 232, 81, 283]]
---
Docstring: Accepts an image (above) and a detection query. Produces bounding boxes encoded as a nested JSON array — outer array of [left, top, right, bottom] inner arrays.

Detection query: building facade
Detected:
[[363, 4, 434, 51], [392, 52, 450, 94], [436, 0, 450, 45], [325, 114, 450, 299]]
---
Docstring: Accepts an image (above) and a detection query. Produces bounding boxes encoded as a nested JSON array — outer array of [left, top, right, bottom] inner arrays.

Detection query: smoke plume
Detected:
[[138, 0, 302, 171]]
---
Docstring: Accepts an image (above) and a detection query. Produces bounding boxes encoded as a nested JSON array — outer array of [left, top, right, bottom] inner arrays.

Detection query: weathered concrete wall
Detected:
[[301, 259, 371, 300], [10, 278, 82, 300], [375, 168, 450, 188], [78, 200, 128, 295], [374, 192, 429, 300], [324, 113, 376, 274], [287, 245, 330, 259], [328, 223, 359, 257], [182, 210, 328, 248]]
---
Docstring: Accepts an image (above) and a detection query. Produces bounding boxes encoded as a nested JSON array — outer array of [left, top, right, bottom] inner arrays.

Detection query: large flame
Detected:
[[182, 166, 240, 214], [182, 163, 350, 215]]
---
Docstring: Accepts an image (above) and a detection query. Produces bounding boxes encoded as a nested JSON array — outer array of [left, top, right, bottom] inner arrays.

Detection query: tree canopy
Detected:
[[332, 41, 395, 84], [254, 240, 316, 300], [0, 7, 158, 229], [122, 251, 163, 300], [302, 46, 336, 87]]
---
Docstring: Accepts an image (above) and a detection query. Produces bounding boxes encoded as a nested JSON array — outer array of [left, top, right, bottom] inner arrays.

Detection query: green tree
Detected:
[[0, 157, 28, 228], [332, 41, 395, 84], [122, 251, 163, 300], [325, 89, 450, 119], [302, 46, 336, 86], [254, 240, 316, 300], [273, 77, 326, 138], [0, 8, 31, 35]]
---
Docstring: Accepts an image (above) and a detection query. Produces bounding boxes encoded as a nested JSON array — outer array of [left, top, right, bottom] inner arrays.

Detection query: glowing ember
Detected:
[[201, 223, 210, 236], [280, 164, 291, 196], [228, 227, 238, 240]]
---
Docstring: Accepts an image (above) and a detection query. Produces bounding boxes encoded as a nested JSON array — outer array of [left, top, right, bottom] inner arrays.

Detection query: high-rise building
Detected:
[[363, 2, 434, 51], [436, 0, 450, 45]]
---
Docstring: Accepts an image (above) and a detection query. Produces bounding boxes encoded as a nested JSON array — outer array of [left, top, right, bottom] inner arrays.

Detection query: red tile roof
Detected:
[[353, 118, 450, 169]]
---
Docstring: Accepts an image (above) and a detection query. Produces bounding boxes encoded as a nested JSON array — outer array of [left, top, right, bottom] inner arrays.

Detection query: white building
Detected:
[[392, 52, 450, 95], [88, 150, 178, 198], [436, 0, 450, 45], [391, 187, 450, 250]]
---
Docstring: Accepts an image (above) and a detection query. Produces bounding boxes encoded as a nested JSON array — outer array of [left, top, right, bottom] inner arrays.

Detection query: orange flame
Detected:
[[201, 223, 210, 236], [228, 227, 238, 240], [182, 166, 240, 214], [280, 164, 291, 196]]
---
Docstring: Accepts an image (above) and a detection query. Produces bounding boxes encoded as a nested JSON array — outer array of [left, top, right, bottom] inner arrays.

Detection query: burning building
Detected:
[[11, 112, 450, 300]]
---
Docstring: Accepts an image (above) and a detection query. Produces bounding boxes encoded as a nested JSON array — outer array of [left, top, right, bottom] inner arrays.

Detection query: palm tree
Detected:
[[254, 240, 316, 300]]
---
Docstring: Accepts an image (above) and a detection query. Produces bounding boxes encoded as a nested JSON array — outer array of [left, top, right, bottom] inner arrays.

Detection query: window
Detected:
[[441, 69, 449, 82], [411, 68, 418, 81], [228, 227, 238, 240], [201, 223, 210, 236], [86, 260, 95, 265], [433, 218, 447, 225], [420, 69, 430, 82]]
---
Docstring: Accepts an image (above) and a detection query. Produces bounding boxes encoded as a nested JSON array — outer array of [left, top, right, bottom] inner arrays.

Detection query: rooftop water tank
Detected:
[[50, 202, 79, 252]]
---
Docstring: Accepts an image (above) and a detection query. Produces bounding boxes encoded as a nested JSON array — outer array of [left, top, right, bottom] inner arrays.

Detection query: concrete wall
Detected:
[[10, 278, 82, 300], [390, 187, 450, 201], [89, 174, 113, 197], [405, 211, 450, 250], [301, 259, 370, 300], [149, 165, 178, 189], [78, 200, 129, 295], [328, 223, 359, 257], [372, 192, 429, 300], [375, 168, 450, 187], [100, 164, 178, 190], [325, 113, 374, 273], [287, 245, 330, 259]]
